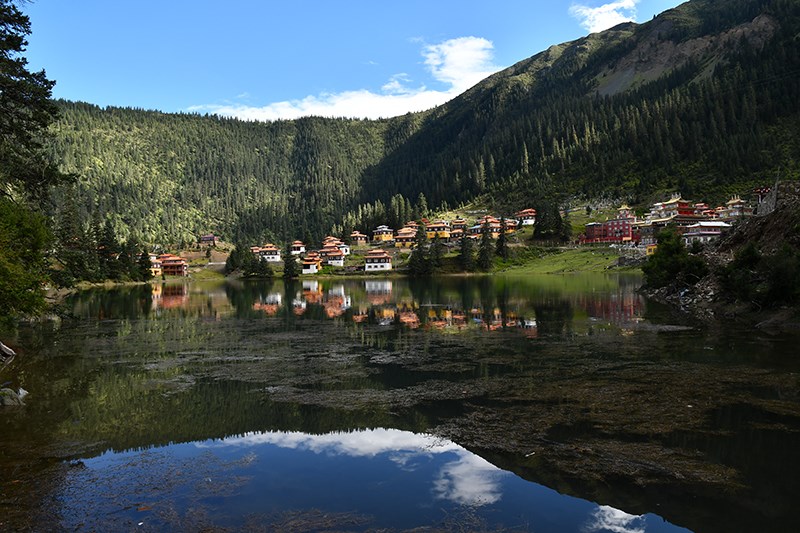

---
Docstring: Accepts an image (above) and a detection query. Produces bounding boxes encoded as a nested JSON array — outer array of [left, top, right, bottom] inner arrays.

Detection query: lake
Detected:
[[1, 275, 799, 532]]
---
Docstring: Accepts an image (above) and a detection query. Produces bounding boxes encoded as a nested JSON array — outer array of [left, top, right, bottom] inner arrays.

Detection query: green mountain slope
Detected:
[[46, 0, 800, 245]]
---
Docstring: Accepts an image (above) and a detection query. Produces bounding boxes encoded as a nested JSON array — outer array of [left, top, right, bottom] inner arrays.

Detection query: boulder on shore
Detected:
[[0, 388, 27, 406]]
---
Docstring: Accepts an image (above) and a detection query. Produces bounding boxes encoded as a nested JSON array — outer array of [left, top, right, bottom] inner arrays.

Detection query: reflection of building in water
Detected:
[[374, 307, 396, 326], [365, 280, 393, 305], [150, 283, 162, 310], [398, 305, 420, 328], [521, 318, 538, 338], [302, 280, 324, 304], [328, 285, 351, 310], [150, 283, 234, 318], [580, 291, 644, 325], [253, 293, 282, 316], [159, 284, 190, 309], [323, 286, 352, 319], [292, 298, 307, 315]]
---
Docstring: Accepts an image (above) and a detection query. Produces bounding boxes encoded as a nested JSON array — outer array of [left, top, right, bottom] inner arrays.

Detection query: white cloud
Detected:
[[423, 36, 500, 93], [569, 0, 639, 33], [197, 428, 506, 507], [432, 452, 504, 506], [187, 36, 503, 121], [584, 505, 647, 533]]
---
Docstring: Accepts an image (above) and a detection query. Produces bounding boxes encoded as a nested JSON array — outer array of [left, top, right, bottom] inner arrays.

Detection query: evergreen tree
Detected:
[[429, 234, 444, 272], [0, 197, 49, 318], [416, 192, 429, 219], [250, 257, 274, 278], [477, 222, 494, 271], [533, 200, 563, 242], [496, 217, 510, 259], [560, 210, 573, 243], [407, 223, 429, 277], [137, 249, 153, 282], [642, 229, 707, 288], [282, 243, 299, 279], [458, 235, 475, 272], [225, 244, 251, 274], [98, 219, 121, 280], [0, 0, 64, 200]]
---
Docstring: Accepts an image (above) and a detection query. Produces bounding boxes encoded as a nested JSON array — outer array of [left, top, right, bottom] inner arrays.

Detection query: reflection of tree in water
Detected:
[[69, 285, 153, 320], [533, 299, 574, 337], [224, 279, 275, 317]]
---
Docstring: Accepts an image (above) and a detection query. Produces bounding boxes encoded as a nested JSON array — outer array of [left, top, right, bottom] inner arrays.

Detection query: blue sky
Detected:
[[24, 0, 684, 120]]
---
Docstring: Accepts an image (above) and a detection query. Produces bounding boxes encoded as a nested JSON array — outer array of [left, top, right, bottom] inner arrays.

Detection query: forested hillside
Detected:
[[45, 0, 800, 246]]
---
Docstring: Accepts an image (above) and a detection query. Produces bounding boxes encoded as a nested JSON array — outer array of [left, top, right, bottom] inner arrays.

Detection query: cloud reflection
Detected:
[[433, 451, 504, 505], [585, 505, 647, 533], [198, 428, 504, 507]]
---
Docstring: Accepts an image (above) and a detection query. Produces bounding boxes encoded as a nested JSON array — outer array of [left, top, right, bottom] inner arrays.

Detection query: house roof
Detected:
[[366, 249, 391, 259]]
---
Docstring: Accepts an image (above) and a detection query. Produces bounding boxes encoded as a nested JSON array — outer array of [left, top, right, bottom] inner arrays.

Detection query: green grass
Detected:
[[190, 268, 226, 281], [499, 246, 627, 274]]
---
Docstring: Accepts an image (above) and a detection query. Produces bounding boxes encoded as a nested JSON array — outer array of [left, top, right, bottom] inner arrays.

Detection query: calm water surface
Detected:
[[1, 275, 798, 532]]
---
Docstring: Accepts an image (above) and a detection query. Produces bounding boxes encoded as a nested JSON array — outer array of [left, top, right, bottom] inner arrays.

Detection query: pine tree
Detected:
[[430, 234, 444, 272], [0, 0, 64, 199], [416, 192, 429, 219], [282, 243, 299, 279], [137, 249, 153, 281], [560, 210, 573, 243], [477, 222, 494, 271], [459, 235, 475, 272], [99, 219, 122, 280], [496, 217, 509, 259], [407, 224, 429, 277]]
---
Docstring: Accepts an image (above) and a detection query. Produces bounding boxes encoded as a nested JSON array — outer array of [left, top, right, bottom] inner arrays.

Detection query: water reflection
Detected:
[[586, 505, 648, 533], [70, 276, 647, 339], [200, 428, 504, 507], [56, 428, 686, 532], [5, 274, 800, 532]]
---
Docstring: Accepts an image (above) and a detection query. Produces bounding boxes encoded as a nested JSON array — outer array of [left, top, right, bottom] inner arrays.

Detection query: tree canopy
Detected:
[[0, 0, 64, 319], [0, 0, 64, 200]]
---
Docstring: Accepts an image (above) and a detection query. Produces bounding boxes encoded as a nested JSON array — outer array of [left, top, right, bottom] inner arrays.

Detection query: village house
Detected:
[[449, 227, 464, 243], [290, 240, 306, 255], [604, 193, 756, 246], [258, 244, 282, 263], [515, 208, 537, 226], [395, 227, 417, 248], [682, 221, 732, 246], [302, 252, 322, 275], [350, 231, 368, 246], [581, 204, 639, 244], [372, 225, 394, 243], [147, 253, 163, 278], [321, 236, 350, 256], [158, 254, 189, 277], [364, 249, 392, 271], [469, 215, 503, 238], [451, 218, 468, 231], [717, 197, 754, 221], [426, 220, 451, 240], [325, 248, 345, 267], [199, 233, 219, 245]]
